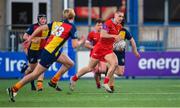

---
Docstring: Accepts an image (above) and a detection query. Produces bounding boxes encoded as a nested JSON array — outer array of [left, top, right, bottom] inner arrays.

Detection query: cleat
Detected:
[[69, 77, 76, 91], [103, 84, 113, 93], [48, 81, 56, 88], [6, 88, 16, 102], [55, 86, 62, 91], [48, 82, 62, 91]]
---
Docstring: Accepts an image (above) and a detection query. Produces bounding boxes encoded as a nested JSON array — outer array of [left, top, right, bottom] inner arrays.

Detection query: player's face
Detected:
[[39, 17, 47, 25], [114, 12, 124, 24], [95, 23, 103, 32]]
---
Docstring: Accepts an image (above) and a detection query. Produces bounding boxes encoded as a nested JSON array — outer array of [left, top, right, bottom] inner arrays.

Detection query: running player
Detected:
[[84, 19, 107, 89], [109, 26, 140, 91], [70, 10, 124, 93], [21, 14, 48, 91], [7, 8, 85, 102]]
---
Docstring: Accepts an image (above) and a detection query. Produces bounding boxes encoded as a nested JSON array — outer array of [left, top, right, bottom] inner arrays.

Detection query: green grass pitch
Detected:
[[0, 79, 180, 107]]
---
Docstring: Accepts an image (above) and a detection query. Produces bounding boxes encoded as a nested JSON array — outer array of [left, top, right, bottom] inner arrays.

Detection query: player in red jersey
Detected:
[[70, 10, 124, 93], [84, 19, 107, 89], [7, 8, 85, 102]]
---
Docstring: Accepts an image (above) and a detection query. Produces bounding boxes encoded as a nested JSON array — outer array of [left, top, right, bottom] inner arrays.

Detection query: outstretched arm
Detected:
[[27, 25, 49, 42], [84, 40, 94, 50], [100, 29, 122, 41], [72, 36, 85, 49], [130, 38, 140, 58]]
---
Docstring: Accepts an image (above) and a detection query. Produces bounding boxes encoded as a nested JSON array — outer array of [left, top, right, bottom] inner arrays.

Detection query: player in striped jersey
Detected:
[[7, 8, 85, 102]]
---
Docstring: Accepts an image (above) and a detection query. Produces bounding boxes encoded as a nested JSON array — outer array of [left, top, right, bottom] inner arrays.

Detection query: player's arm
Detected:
[[23, 33, 30, 40], [84, 33, 93, 49], [84, 40, 93, 49], [72, 36, 85, 48], [27, 25, 49, 42], [70, 25, 85, 49], [100, 28, 122, 42], [129, 38, 140, 58], [100, 29, 118, 38]]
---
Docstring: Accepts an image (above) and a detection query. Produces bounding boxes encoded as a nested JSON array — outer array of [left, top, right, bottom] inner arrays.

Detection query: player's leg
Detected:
[[104, 52, 118, 93], [48, 53, 74, 91], [94, 61, 107, 88], [7, 63, 47, 102], [28, 63, 37, 90], [37, 73, 44, 91], [25, 49, 40, 91], [108, 75, 115, 92], [70, 57, 99, 91], [113, 50, 125, 76], [36, 50, 45, 91], [94, 64, 101, 88], [108, 51, 125, 92]]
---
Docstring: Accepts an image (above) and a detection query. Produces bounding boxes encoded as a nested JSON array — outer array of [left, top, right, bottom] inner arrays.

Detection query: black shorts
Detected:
[[114, 50, 125, 66], [27, 49, 42, 64], [39, 49, 61, 68]]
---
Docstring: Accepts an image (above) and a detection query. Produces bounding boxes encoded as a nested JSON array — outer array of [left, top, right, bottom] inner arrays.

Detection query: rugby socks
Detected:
[[12, 82, 22, 92], [72, 75, 78, 81], [104, 76, 109, 84], [50, 73, 61, 84], [30, 80, 36, 90], [37, 80, 43, 90], [94, 73, 101, 88]]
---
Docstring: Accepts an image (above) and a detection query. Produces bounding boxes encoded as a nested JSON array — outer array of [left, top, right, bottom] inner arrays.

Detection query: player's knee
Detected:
[[66, 61, 74, 68], [69, 61, 74, 67], [88, 67, 94, 72], [31, 71, 40, 79]]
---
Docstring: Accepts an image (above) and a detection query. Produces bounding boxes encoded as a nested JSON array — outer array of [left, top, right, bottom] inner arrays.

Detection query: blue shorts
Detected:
[[39, 49, 61, 68], [27, 49, 42, 64], [114, 50, 125, 66]]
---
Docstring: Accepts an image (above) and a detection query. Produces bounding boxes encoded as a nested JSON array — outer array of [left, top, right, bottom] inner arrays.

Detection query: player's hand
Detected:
[[22, 41, 30, 49], [79, 35, 86, 45], [134, 51, 140, 58], [114, 35, 121, 42], [31, 37, 41, 43]]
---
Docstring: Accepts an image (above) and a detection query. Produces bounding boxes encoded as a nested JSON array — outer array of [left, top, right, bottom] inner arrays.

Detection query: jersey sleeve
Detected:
[[69, 24, 78, 39], [47, 22, 53, 30], [102, 22, 110, 32], [124, 28, 132, 40], [87, 32, 93, 42], [26, 24, 34, 35]]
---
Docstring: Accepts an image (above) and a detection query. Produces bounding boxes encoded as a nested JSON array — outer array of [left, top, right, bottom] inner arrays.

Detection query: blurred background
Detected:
[[0, 0, 179, 79]]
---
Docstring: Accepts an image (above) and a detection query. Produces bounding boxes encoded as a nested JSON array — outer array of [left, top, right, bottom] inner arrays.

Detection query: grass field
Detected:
[[0, 78, 180, 107]]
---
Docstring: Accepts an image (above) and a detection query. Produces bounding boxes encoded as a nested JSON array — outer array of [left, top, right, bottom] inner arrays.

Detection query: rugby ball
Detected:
[[113, 40, 126, 50]]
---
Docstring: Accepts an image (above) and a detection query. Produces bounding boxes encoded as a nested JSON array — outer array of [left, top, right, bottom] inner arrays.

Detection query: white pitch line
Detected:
[[72, 92, 180, 95]]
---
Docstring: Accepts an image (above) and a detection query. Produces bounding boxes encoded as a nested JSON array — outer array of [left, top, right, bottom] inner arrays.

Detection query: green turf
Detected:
[[0, 79, 180, 107]]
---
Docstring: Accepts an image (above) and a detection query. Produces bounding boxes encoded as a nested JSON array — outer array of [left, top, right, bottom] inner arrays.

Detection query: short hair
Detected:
[[115, 9, 124, 14], [95, 18, 104, 24], [63, 8, 75, 19]]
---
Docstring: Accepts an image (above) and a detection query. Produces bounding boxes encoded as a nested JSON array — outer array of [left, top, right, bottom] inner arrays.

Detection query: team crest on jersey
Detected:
[[119, 31, 126, 40]]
